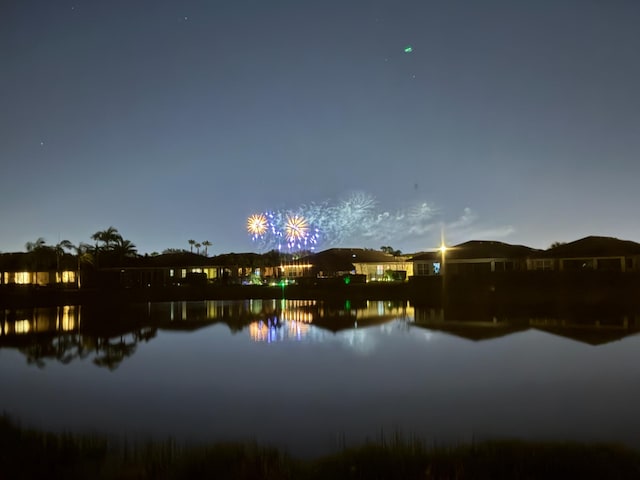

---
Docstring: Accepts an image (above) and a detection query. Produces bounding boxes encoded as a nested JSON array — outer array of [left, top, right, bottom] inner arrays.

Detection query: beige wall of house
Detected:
[[353, 261, 413, 281]]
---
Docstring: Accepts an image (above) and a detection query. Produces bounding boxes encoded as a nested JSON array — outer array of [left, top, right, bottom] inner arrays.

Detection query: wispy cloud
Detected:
[[248, 194, 514, 252], [444, 207, 515, 245]]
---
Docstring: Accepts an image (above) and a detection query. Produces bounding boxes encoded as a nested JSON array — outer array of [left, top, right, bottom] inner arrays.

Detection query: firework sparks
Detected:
[[247, 213, 268, 238], [246, 192, 444, 251], [285, 215, 309, 246]]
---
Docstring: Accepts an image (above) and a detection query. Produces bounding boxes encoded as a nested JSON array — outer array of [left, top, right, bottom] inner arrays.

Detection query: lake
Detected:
[[2, 299, 640, 457]]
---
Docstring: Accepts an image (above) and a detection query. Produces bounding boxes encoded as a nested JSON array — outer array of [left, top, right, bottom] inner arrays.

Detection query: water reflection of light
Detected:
[[248, 299, 264, 315], [338, 328, 375, 354], [288, 320, 311, 341], [57, 305, 79, 331], [249, 318, 282, 343], [246, 300, 416, 347], [14, 320, 30, 334], [1, 305, 81, 336], [280, 310, 313, 323], [421, 331, 434, 341]]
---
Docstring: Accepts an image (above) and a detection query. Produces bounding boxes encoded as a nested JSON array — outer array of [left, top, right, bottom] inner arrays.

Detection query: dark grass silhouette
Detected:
[[2, 416, 640, 479]]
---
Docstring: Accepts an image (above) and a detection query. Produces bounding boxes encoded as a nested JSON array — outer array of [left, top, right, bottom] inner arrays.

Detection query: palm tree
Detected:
[[91, 226, 122, 250], [380, 246, 401, 256], [25, 237, 47, 252], [112, 238, 138, 263], [25, 238, 49, 284], [195, 242, 202, 255], [71, 243, 94, 288], [202, 240, 212, 257], [188, 239, 196, 253], [91, 227, 123, 268], [54, 240, 73, 285], [163, 248, 188, 254]]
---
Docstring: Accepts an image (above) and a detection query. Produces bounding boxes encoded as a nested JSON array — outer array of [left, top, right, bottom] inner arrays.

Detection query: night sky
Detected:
[[2, 1, 639, 255]]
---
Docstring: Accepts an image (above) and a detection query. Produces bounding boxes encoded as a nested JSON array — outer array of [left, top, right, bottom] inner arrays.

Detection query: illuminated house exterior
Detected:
[[409, 240, 538, 277], [0, 252, 77, 287], [410, 236, 640, 277], [4, 236, 640, 290], [101, 252, 281, 288], [285, 248, 413, 282]]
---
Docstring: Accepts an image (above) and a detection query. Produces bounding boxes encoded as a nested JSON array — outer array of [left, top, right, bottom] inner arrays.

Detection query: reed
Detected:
[[2, 415, 639, 479]]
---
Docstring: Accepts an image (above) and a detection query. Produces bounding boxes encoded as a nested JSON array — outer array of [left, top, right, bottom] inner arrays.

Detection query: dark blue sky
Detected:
[[2, 0, 639, 254]]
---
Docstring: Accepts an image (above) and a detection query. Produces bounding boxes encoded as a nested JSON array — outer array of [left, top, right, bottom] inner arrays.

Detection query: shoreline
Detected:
[[3, 276, 640, 311]]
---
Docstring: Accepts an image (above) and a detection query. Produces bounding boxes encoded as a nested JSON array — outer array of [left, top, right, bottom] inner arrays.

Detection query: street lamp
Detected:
[[439, 244, 447, 276]]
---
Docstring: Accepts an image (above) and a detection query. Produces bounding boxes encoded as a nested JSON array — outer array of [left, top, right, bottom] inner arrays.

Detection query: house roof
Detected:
[[0, 252, 76, 270], [542, 236, 640, 258], [409, 240, 540, 261], [0, 252, 30, 270], [534, 326, 637, 346], [144, 252, 213, 267]]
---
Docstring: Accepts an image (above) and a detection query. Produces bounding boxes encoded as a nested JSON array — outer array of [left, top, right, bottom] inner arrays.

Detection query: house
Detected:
[[0, 252, 77, 287], [535, 236, 640, 272], [409, 240, 539, 277], [97, 251, 290, 288], [286, 248, 413, 282]]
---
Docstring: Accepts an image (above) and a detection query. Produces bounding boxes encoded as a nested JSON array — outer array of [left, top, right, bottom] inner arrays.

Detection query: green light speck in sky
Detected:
[[404, 46, 413, 53]]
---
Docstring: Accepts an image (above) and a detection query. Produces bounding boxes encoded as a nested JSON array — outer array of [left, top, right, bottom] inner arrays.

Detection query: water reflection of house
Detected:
[[301, 300, 412, 331], [412, 307, 531, 341], [247, 300, 414, 341], [530, 315, 640, 345], [1, 305, 81, 337], [411, 306, 640, 345]]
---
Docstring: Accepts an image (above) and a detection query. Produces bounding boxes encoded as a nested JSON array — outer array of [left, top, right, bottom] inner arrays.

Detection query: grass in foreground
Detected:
[[2, 416, 640, 479]]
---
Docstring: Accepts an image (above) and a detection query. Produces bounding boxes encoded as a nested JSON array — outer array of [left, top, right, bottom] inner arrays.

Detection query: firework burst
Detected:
[[246, 191, 441, 251], [285, 215, 309, 247], [247, 213, 268, 239]]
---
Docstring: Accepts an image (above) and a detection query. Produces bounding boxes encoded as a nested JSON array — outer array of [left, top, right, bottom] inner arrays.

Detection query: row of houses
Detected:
[[273, 235, 640, 282], [1, 236, 640, 288], [411, 236, 640, 276]]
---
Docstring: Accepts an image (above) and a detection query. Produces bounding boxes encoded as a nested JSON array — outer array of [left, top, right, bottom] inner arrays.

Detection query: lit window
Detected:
[[15, 272, 30, 284], [56, 271, 76, 283]]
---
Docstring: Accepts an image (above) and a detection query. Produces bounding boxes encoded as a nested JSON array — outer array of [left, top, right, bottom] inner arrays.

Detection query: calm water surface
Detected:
[[2, 300, 640, 456]]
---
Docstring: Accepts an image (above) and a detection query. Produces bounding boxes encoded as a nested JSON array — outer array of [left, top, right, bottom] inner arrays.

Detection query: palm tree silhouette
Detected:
[[112, 238, 138, 263], [91, 226, 122, 250], [25, 237, 47, 252], [188, 239, 196, 253], [202, 240, 212, 256], [71, 242, 94, 288], [25, 237, 48, 284], [54, 239, 73, 285]]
